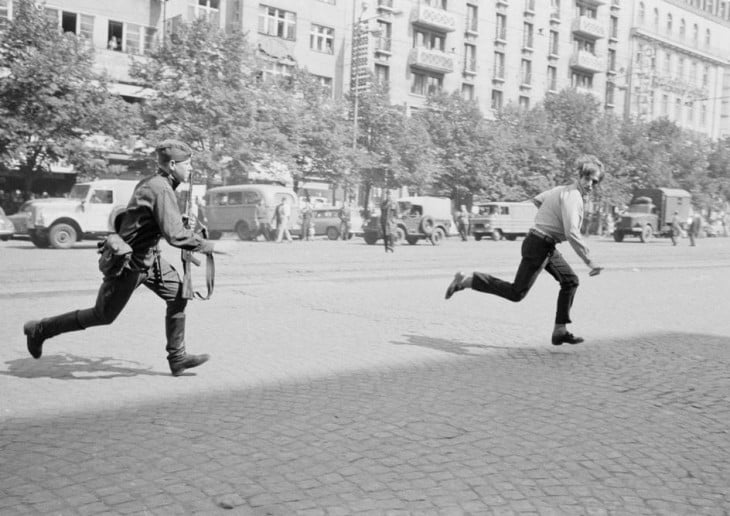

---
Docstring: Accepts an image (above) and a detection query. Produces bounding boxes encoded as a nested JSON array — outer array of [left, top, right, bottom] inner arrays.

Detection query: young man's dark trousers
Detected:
[[471, 233, 580, 324], [30, 257, 189, 363]]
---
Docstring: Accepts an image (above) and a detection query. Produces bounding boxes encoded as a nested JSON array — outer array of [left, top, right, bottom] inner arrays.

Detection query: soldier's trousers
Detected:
[[34, 257, 189, 363]]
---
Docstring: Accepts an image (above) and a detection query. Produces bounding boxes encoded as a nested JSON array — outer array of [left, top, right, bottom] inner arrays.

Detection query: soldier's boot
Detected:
[[166, 314, 209, 377], [23, 310, 84, 359]]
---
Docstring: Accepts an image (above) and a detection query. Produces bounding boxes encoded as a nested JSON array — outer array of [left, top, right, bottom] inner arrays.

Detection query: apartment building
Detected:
[[1, 0, 728, 138]]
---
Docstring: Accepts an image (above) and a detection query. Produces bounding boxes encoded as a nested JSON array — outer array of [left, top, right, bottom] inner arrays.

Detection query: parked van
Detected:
[[471, 201, 537, 241], [202, 184, 299, 240]]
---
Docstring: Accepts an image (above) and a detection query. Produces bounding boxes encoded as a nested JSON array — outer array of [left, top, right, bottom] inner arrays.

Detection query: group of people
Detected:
[[23, 138, 607, 376]]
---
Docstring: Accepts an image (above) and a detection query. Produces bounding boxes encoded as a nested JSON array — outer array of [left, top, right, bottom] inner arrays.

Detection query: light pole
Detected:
[[351, 2, 369, 151]]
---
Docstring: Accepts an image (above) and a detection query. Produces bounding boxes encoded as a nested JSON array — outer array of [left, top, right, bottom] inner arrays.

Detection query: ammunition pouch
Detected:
[[97, 234, 133, 278]]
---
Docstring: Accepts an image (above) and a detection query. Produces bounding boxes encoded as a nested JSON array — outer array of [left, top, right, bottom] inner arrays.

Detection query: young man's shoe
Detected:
[[551, 332, 584, 346], [170, 354, 210, 376], [445, 272, 465, 300], [23, 320, 45, 359]]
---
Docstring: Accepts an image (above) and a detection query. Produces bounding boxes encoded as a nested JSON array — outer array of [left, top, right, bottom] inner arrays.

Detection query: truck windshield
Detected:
[[68, 185, 90, 201]]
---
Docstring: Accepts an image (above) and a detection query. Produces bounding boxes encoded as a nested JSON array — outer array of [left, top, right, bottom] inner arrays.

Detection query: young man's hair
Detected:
[[575, 154, 604, 180]]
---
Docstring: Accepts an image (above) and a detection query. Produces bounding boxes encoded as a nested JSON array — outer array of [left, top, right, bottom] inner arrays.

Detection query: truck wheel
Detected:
[[613, 231, 624, 242], [429, 228, 445, 245], [208, 230, 222, 240], [30, 232, 50, 248], [474, 234, 483, 241], [326, 227, 339, 240], [394, 227, 406, 244], [49, 223, 77, 249], [406, 236, 419, 245], [235, 221, 253, 241], [419, 216, 435, 236], [491, 229, 502, 241], [639, 225, 653, 243], [363, 233, 378, 245], [505, 235, 517, 241]]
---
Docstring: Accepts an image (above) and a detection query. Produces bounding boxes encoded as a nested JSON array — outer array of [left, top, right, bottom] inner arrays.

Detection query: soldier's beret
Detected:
[[155, 139, 192, 162]]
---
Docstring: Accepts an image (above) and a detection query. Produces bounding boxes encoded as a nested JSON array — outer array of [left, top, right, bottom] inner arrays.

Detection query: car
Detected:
[[0, 207, 15, 240], [292, 207, 363, 240], [362, 196, 453, 246], [7, 200, 33, 238], [470, 201, 537, 241]]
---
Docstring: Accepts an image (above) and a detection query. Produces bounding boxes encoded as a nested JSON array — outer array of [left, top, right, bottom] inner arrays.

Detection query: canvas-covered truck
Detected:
[[613, 188, 691, 243], [26, 179, 137, 249]]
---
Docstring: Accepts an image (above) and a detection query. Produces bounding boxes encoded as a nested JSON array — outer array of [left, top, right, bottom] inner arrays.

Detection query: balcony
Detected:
[[408, 47, 455, 74], [570, 50, 604, 73], [572, 16, 605, 39], [374, 37, 392, 56], [410, 4, 456, 33]]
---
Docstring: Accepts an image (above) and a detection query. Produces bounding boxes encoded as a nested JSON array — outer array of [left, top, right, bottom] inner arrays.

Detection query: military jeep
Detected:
[[362, 196, 453, 246]]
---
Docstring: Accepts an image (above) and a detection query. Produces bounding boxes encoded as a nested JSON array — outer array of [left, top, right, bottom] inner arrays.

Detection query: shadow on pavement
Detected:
[[391, 333, 522, 356], [1, 353, 169, 379]]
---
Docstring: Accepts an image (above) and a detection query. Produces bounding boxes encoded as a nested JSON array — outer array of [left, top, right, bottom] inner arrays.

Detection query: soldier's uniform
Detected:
[[23, 140, 214, 376], [380, 197, 398, 252]]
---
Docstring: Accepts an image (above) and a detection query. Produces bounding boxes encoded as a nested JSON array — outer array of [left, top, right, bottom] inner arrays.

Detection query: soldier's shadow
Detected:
[[1, 353, 169, 380], [392, 334, 531, 356]]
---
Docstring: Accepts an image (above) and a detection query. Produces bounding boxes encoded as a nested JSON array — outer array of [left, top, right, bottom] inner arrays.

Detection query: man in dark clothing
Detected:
[[23, 139, 215, 376], [380, 191, 398, 253]]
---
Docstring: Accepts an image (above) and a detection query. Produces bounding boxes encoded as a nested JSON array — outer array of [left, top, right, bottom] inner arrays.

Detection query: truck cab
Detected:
[[27, 179, 137, 249]]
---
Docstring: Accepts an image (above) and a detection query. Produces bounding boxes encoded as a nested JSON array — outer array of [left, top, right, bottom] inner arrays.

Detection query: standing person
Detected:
[[380, 191, 398, 253], [688, 212, 702, 246], [339, 201, 352, 241], [300, 197, 313, 241], [456, 204, 470, 241], [273, 197, 292, 243], [670, 211, 682, 246], [23, 139, 215, 376], [255, 199, 270, 241], [444, 155, 605, 346]]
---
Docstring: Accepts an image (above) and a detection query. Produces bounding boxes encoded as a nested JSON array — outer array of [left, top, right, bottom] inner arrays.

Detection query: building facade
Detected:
[[1, 0, 728, 138]]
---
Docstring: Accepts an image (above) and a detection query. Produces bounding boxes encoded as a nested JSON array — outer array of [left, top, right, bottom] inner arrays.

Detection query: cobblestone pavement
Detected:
[[1, 237, 729, 515]]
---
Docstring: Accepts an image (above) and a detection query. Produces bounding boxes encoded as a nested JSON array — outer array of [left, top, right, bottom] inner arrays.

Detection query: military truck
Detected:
[[613, 188, 691, 243], [362, 196, 453, 246], [26, 179, 137, 249], [471, 201, 537, 241]]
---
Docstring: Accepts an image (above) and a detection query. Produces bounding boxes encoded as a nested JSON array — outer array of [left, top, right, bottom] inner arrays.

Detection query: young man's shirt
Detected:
[[533, 183, 593, 267]]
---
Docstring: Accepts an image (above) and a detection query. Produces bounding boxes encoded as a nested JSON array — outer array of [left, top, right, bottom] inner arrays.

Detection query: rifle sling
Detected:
[[182, 252, 215, 300]]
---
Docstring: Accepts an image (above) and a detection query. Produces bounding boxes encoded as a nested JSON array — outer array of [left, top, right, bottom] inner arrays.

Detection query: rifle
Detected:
[[181, 169, 214, 300]]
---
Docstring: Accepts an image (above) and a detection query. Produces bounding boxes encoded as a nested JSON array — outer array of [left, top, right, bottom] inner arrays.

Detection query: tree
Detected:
[[0, 0, 138, 191]]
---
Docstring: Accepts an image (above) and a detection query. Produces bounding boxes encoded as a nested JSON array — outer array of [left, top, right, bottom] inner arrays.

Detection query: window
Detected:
[[680, 18, 686, 39], [0, 0, 9, 31], [189, 0, 220, 26], [678, 57, 685, 79], [576, 2, 597, 17], [693, 23, 698, 45], [107, 20, 123, 51], [691, 61, 698, 84], [705, 28, 711, 47], [259, 5, 296, 40], [496, 13, 506, 41], [424, 0, 447, 8], [411, 71, 442, 96], [466, 3, 478, 32], [549, 30, 559, 55], [666, 13, 672, 35], [375, 64, 389, 85], [688, 102, 695, 124], [661, 94, 669, 115], [493, 51, 505, 79], [653, 8, 659, 30], [523, 22, 533, 49], [703, 65, 709, 87], [310, 24, 334, 54], [414, 29, 445, 50], [126, 23, 141, 54], [375, 21, 392, 53], [519, 96, 530, 110], [701, 104, 707, 126], [462, 83, 475, 101], [574, 36, 595, 54], [464, 44, 476, 73], [608, 49, 616, 72], [571, 71, 593, 88], [638, 2, 645, 24], [675, 98, 682, 121], [547, 66, 557, 91], [663, 51, 671, 75], [491, 89, 503, 110], [90, 190, 113, 204], [314, 75, 333, 95], [606, 82, 615, 106], [520, 59, 532, 85], [610, 16, 618, 39], [144, 27, 158, 54], [525, 0, 536, 12]]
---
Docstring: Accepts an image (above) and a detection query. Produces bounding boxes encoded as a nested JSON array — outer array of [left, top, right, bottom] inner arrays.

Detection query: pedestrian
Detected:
[[23, 139, 215, 376], [688, 213, 702, 246], [339, 201, 352, 240], [272, 197, 292, 243], [444, 155, 605, 346], [380, 191, 398, 253], [300, 197, 313, 241], [254, 199, 270, 241], [456, 204, 470, 241], [670, 210, 682, 246]]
